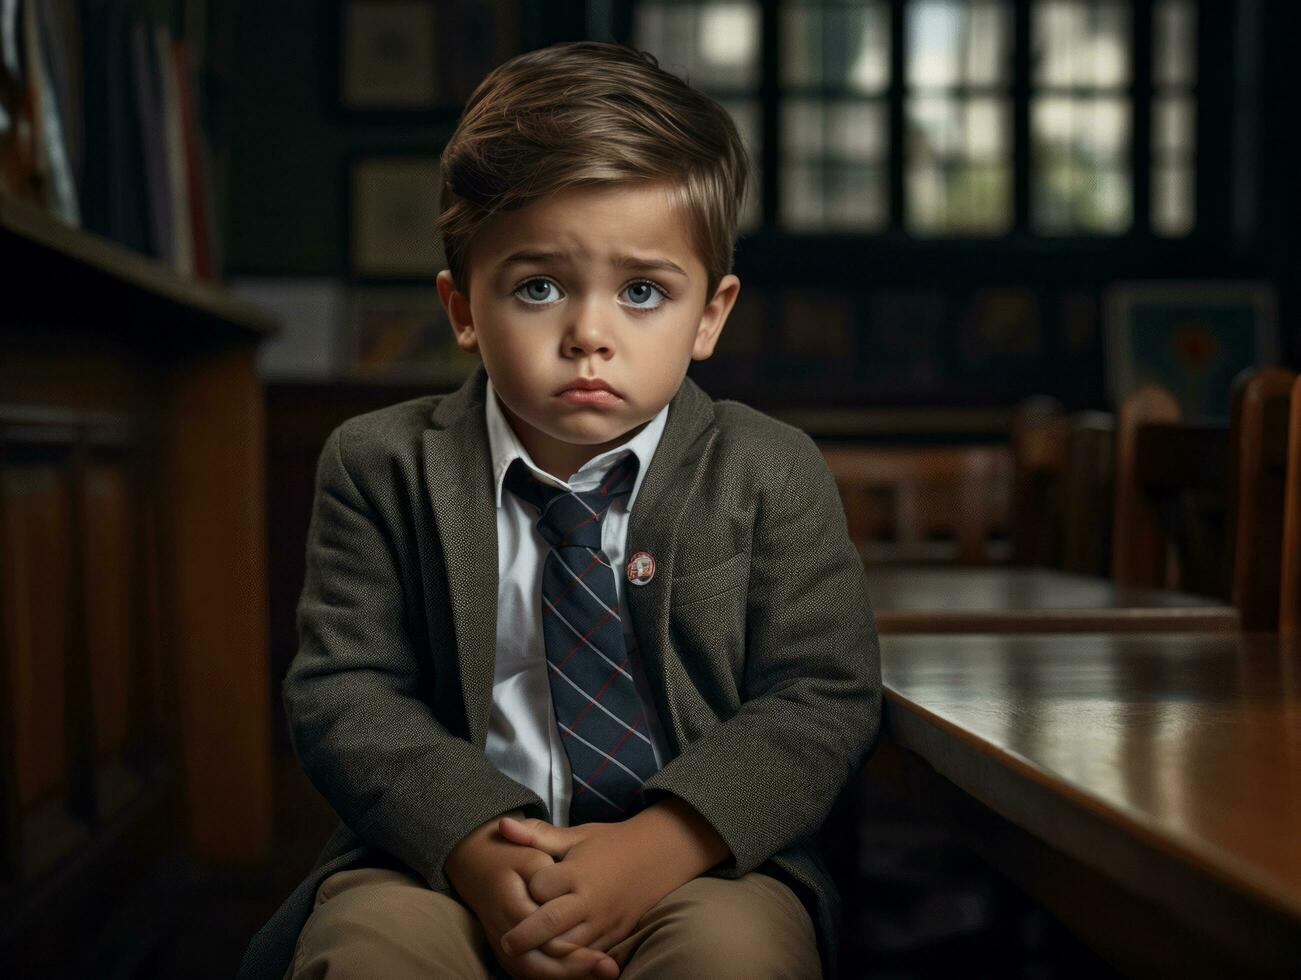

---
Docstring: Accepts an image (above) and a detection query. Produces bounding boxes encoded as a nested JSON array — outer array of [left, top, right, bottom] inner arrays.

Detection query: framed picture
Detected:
[[343, 288, 479, 384], [335, 0, 521, 115], [350, 157, 444, 279], [1105, 281, 1279, 418]]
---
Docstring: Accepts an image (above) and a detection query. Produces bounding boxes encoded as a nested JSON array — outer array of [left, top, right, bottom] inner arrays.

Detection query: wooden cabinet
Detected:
[[0, 193, 276, 970]]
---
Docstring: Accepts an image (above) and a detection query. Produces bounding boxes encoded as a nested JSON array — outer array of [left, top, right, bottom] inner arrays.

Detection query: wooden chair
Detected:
[[820, 444, 1012, 564], [1010, 397, 1068, 566], [1111, 385, 1184, 588], [1226, 367, 1297, 629], [1111, 385, 1234, 596], [1060, 411, 1114, 576], [1281, 375, 1301, 636]]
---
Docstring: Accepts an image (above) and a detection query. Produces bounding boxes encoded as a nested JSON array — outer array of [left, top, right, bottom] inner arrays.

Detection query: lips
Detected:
[[559, 378, 621, 397]]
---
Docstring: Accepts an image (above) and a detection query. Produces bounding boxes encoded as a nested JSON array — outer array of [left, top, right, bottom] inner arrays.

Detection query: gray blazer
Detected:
[[239, 366, 882, 979]]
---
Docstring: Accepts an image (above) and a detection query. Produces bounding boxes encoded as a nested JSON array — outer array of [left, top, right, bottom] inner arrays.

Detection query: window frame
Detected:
[[721, 0, 1212, 243]]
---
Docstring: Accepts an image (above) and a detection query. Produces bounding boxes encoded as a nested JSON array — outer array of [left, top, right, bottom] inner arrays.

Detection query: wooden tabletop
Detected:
[[866, 565, 1240, 633], [880, 631, 1301, 972]]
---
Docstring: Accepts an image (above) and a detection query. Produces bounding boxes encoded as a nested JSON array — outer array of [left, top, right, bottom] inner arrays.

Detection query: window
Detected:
[[1151, 0, 1196, 235], [906, 1, 1012, 234], [633, 0, 1198, 237], [634, 1, 764, 231], [1030, 1, 1132, 233], [780, 1, 890, 230]]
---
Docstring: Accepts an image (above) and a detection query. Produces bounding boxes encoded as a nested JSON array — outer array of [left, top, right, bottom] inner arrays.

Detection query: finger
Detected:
[[511, 945, 618, 980], [499, 816, 574, 859], [500, 894, 589, 957], [525, 862, 575, 905], [537, 918, 600, 958], [554, 944, 619, 980]]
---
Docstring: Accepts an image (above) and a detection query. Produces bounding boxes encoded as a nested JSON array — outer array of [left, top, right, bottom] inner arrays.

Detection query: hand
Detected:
[[497, 803, 725, 961], [444, 814, 620, 980]]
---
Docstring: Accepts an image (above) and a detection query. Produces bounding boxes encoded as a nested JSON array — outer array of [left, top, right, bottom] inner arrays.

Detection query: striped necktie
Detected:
[[504, 454, 659, 823]]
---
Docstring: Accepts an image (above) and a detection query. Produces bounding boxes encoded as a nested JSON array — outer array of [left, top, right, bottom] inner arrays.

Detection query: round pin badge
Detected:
[[626, 550, 656, 586]]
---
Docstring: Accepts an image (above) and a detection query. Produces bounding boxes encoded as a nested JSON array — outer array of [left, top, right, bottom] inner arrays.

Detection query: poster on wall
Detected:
[[1105, 281, 1279, 418]]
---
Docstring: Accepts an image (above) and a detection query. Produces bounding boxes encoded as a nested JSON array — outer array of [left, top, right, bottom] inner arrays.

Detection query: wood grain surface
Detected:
[[879, 631, 1301, 973], [866, 566, 1240, 633]]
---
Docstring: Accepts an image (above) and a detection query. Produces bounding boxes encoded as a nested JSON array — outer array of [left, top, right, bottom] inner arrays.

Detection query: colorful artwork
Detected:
[[1105, 282, 1278, 418]]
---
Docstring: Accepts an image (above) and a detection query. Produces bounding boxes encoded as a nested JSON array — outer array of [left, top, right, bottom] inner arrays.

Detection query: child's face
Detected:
[[437, 181, 740, 479]]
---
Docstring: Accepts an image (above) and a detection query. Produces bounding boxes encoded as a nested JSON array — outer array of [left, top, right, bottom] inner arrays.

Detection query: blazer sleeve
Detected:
[[283, 424, 544, 891], [640, 429, 883, 876]]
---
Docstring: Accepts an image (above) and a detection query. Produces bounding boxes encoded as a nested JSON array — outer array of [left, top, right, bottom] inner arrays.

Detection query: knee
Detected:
[[290, 873, 488, 980], [633, 875, 821, 980], [670, 919, 818, 979]]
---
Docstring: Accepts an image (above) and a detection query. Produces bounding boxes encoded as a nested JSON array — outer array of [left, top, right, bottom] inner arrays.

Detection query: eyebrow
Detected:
[[497, 249, 689, 277]]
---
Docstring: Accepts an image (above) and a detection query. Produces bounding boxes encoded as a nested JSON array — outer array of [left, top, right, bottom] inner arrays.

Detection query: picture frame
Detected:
[[338, 0, 438, 112], [1105, 281, 1279, 418], [349, 156, 445, 279], [342, 287, 479, 384], [334, 0, 521, 116]]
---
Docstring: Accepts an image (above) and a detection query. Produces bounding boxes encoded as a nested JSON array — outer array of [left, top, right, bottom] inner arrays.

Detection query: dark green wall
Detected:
[[222, 1, 453, 274]]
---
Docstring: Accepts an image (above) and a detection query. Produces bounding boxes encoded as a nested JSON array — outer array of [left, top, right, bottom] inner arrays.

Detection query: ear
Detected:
[[690, 274, 741, 361], [437, 270, 479, 354]]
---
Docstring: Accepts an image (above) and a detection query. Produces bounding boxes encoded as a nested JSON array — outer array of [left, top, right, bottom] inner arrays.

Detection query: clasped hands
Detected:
[[447, 814, 664, 980]]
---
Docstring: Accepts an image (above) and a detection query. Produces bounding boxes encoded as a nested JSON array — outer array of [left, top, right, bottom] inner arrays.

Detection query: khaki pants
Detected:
[[288, 864, 821, 979]]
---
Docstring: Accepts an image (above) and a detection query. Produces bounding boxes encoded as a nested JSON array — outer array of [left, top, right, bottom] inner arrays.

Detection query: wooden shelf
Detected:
[[0, 192, 278, 340]]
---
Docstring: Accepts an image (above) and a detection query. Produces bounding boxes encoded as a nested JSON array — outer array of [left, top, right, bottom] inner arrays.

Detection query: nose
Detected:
[[563, 297, 613, 358]]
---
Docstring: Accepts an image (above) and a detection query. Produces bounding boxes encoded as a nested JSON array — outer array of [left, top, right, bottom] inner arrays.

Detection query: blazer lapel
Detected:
[[421, 366, 499, 749], [623, 377, 717, 752]]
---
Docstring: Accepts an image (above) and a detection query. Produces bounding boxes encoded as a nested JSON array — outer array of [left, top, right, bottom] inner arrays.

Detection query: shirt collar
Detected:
[[485, 377, 669, 511]]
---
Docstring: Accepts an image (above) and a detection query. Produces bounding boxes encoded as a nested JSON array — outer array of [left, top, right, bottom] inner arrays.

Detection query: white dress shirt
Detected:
[[483, 379, 673, 825]]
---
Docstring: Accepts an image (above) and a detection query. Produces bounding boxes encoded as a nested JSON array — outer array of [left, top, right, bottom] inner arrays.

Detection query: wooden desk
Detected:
[[875, 632, 1301, 976], [867, 566, 1240, 633]]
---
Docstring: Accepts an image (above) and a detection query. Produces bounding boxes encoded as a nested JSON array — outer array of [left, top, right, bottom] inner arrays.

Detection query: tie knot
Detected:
[[504, 454, 639, 549]]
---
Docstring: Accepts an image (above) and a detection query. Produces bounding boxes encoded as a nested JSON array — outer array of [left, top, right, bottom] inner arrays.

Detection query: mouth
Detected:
[[556, 377, 623, 405], [558, 378, 621, 397]]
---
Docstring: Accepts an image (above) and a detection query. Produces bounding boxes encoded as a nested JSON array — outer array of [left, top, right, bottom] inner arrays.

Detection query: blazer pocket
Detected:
[[669, 550, 749, 607]]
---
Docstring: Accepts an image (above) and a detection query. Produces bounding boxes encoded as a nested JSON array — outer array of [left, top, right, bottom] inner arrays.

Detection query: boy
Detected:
[[241, 40, 880, 980]]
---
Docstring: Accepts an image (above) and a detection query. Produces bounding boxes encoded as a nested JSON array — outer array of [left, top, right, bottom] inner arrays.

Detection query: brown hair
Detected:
[[438, 41, 750, 302]]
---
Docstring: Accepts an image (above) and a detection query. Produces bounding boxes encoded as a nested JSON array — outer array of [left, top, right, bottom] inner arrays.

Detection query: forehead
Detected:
[[468, 182, 705, 277]]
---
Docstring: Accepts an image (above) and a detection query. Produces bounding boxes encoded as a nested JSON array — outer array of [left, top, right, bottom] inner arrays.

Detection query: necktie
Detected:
[[504, 454, 659, 823]]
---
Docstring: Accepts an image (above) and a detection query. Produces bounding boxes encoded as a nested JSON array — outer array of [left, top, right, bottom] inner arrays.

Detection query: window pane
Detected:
[[781, 162, 826, 230], [907, 0, 1011, 88], [1152, 163, 1194, 236], [1152, 94, 1194, 159], [782, 99, 888, 161], [827, 102, 889, 159], [825, 163, 889, 228], [1033, 1, 1130, 88], [907, 96, 1011, 234], [1154, 0, 1196, 86], [634, 2, 761, 91], [782, 2, 890, 94], [1032, 96, 1131, 232], [781, 98, 889, 231]]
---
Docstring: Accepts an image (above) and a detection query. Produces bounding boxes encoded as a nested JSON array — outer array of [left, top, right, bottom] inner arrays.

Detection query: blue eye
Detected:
[[621, 280, 667, 311], [515, 278, 561, 305]]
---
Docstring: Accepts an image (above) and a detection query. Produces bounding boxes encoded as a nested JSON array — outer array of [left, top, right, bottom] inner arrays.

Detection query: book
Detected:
[[131, 22, 173, 263], [174, 38, 212, 280], [154, 22, 193, 277]]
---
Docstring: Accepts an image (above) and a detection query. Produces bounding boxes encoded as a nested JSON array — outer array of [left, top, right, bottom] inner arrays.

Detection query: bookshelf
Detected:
[[0, 192, 273, 337], [0, 189, 277, 971]]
